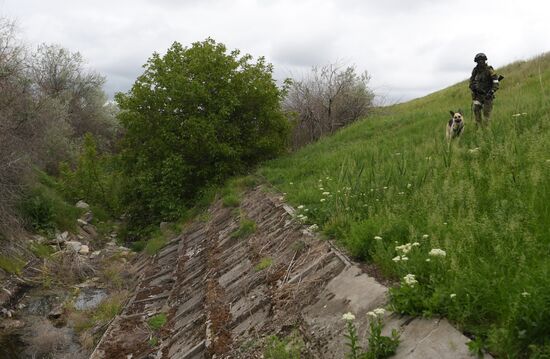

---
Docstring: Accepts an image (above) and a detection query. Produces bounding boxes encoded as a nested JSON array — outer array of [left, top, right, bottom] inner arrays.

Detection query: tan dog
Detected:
[[446, 110, 465, 140]]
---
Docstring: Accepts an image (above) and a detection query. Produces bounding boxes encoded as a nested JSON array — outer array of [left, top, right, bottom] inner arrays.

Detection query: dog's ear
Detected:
[[449, 110, 455, 117]]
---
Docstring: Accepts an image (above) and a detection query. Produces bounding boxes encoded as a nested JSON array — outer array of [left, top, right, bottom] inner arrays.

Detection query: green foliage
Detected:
[[0, 255, 25, 274], [343, 314, 399, 359], [231, 218, 257, 239], [364, 317, 400, 359], [254, 257, 273, 272], [29, 243, 55, 258], [148, 313, 167, 331], [222, 192, 241, 208], [264, 331, 304, 359], [59, 133, 121, 217], [116, 39, 290, 229], [260, 52, 550, 357], [19, 174, 81, 233]]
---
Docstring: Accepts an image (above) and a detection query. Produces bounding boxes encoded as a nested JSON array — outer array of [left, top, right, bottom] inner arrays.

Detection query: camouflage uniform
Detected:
[[469, 54, 500, 125]]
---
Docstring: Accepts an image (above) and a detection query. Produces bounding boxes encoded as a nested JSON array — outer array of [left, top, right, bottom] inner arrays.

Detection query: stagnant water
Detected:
[[0, 286, 107, 358]]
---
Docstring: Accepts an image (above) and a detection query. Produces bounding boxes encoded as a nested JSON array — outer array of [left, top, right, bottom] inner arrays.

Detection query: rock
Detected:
[[47, 305, 63, 320], [0, 318, 24, 330], [75, 200, 90, 209], [90, 250, 101, 259], [82, 224, 98, 238], [65, 241, 83, 252], [79, 245, 90, 255], [33, 234, 47, 243], [81, 211, 94, 223], [51, 231, 69, 244], [1, 307, 14, 318]]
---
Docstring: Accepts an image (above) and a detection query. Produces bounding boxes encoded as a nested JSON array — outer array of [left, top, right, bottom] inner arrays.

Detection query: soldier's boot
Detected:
[[473, 100, 483, 127]]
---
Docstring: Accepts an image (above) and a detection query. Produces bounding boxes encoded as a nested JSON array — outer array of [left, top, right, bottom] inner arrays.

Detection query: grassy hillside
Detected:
[[259, 53, 550, 357]]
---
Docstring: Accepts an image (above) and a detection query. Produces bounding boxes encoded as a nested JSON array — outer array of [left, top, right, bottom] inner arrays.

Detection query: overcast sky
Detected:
[[2, 0, 549, 103]]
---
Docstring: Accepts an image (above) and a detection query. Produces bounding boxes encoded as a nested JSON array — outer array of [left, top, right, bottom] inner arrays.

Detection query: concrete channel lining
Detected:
[[91, 186, 490, 358]]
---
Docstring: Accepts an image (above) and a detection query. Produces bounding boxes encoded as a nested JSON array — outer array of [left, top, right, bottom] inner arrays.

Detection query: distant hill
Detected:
[[260, 52, 550, 357]]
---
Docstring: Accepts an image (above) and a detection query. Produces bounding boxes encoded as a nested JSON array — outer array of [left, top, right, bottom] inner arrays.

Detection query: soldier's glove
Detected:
[[485, 90, 494, 100]]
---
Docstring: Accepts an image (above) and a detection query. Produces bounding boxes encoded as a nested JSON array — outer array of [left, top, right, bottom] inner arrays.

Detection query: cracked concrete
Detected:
[[91, 186, 490, 358]]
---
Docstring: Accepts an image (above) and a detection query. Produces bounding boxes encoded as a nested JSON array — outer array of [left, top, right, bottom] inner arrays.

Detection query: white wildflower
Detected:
[[395, 243, 413, 254], [304, 208, 309, 212], [297, 205, 304, 209], [522, 112, 527, 115], [398, 192, 405, 195], [450, 293, 456, 299], [374, 308, 386, 316], [407, 183, 412, 189], [521, 292, 530, 297], [422, 234, 429, 239], [512, 113, 521, 117], [342, 312, 356, 321], [401, 256, 409, 261], [429, 248, 446, 257], [289, 182, 293, 185], [412, 242, 420, 247], [326, 176, 330, 180], [392, 256, 401, 262], [425, 258, 431, 262], [383, 186, 388, 190], [374, 236, 382, 240], [443, 222, 448, 225], [367, 311, 377, 318], [319, 187, 325, 191], [403, 274, 418, 286], [320, 198, 326, 202], [309, 224, 319, 231], [322, 192, 330, 195]]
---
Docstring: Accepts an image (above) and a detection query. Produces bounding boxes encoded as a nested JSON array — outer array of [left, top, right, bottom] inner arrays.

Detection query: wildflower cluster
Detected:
[[403, 273, 417, 286], [428, 248, 446, 257]]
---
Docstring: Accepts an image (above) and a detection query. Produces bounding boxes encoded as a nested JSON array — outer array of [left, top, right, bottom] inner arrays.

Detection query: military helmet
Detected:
[[474, 53, 488, 62]]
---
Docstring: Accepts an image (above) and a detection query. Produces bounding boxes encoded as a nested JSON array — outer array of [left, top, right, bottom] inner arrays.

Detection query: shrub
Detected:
[[116, 38, 290, 229]]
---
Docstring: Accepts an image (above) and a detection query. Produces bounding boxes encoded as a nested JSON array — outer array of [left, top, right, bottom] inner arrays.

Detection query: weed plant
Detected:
[[260, 53, 550, 357]]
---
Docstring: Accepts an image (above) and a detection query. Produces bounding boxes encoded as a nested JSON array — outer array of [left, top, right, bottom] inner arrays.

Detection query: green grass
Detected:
[[147, 313, 167, 331], [259, 52, 550, 357], [29, 243, 55, 258], [0, 255, 25, 274], [144, 232, 168, 255], [255, 257, 273, 272], [231, 218, 257, 239]]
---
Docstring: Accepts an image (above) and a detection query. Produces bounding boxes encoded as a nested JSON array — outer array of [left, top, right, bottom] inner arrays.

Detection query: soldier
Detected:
[[469, 53, 500, 126]]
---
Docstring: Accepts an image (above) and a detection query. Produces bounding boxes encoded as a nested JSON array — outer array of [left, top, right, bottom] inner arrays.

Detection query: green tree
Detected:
[[116, 38, 290, 228]]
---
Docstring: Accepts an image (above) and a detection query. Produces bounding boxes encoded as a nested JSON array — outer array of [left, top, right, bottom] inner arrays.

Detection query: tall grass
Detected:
[[259, 53, 550, 357]]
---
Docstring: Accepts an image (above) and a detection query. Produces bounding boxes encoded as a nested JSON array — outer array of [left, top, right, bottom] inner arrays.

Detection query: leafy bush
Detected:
[[19, 177, 81, 233], [59, 133, 121, 217], [116, 38, 290, 229]]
